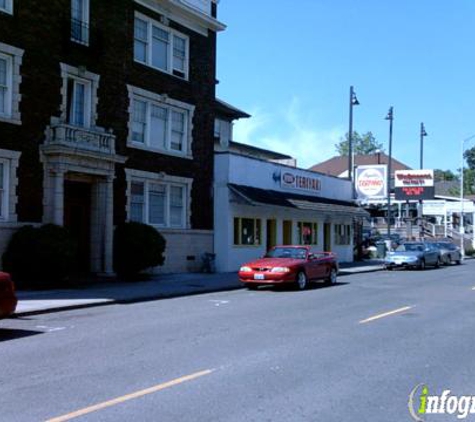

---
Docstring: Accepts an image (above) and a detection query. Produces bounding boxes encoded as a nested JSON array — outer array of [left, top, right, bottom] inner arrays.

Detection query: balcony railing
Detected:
[[71, 18, 89, 45], [45, 122, 116, 155]]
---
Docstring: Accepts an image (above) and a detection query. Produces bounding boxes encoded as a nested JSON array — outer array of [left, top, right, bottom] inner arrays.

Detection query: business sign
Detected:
[[355, 165, 387, 200], [394, 170, 435, 200], [280, 171, 322, 193]]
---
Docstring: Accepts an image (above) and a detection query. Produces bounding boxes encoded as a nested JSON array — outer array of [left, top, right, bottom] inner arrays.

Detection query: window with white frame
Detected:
[[0, 159, 7, 219], [0, 0, 13, 14], [66, 76, 91, 127], [0, 53, 12, 118], [129, 180, 187, 228], [134, 13, 189, 79], [60, 64, 99, 128], [130, 93, 191, 155], [71, 0, 90, 45]]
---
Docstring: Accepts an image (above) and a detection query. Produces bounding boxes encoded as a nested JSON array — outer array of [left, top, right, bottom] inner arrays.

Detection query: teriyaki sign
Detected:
[[280, 171, 322, 193]]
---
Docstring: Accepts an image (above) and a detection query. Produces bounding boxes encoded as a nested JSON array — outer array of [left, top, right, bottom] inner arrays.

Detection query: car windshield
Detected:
[[265, 247, 308, 259], [396, 243, 424, 252]]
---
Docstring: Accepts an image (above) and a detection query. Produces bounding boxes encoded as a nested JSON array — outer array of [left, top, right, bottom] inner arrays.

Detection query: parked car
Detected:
[[0, 272, 17, 319], [431, 241, 462, 265], [238, 246, 338, 290], [384, 242, 441, 270]]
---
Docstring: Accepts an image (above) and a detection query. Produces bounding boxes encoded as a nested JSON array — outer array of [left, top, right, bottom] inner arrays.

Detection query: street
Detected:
[[1, 261, 475, 422]]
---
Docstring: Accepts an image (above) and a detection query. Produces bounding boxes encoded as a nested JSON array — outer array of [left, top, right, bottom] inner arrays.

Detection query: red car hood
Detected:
[[242, 258, 305, 268]]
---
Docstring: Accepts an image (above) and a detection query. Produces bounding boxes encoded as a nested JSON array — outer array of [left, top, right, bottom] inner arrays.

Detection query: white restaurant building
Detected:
[[214, 152, 368, 272]]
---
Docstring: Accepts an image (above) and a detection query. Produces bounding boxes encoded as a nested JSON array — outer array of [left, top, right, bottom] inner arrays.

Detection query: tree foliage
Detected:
[[335, 131, 384, 156], [434, 169, 457, 182], [464, 146, 475, 170]]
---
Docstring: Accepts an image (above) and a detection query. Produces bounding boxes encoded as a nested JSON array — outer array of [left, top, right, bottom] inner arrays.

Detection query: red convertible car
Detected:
[[238, 246, 338, 290], [0, 272, 17, 319]]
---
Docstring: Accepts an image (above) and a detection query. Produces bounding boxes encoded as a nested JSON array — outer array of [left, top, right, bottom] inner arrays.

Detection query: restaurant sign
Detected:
[[395, 170, 435, 200], [280, 171, 322, 192], [355, 165, 387, 200]]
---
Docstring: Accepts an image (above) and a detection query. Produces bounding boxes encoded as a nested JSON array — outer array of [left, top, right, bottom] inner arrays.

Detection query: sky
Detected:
[[215, 0, 475, 172]]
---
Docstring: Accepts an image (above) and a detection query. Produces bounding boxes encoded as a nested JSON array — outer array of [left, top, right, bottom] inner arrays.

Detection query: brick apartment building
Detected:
[[0, 0, 224, 274]]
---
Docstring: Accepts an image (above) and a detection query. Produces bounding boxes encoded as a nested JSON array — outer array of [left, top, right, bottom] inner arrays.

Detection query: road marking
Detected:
[[359, 306, 413, 324], [46, 369, 214, 422]]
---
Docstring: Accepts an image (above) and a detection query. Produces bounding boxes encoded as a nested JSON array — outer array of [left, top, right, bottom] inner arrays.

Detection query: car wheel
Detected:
[[296, 271, 308, 290], [326, 268, 337, 285], [435, 258, 441, 269], [418, 259, 426, 270], [455, 259, 462, 265], [386, 265, 393, 271]]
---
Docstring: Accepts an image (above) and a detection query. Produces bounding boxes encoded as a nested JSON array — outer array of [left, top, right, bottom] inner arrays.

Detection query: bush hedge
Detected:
[[2, 224, 76, 288], [113, 222, 166, 278]]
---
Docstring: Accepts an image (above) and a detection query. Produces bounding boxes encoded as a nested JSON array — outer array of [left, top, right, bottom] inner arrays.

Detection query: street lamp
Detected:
[[385, 107, 394, 238], [459, 134, 475, 257], [420, 123, 428, 170], [418, 123, 428, 238], [348, 86, 359, 184]]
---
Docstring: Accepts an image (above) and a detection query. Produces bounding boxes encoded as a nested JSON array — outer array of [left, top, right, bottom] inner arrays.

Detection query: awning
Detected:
[[228, 183, 369, 218]]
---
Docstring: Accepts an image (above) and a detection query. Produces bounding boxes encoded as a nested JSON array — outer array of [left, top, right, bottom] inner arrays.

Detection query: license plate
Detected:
[[254, 274, 265, 280]]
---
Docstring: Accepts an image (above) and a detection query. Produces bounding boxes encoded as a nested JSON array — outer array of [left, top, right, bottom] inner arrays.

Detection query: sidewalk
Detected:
[[14, 260, 384, 317]]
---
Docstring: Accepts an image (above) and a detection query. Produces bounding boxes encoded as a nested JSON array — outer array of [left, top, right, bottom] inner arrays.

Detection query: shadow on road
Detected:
[[0, 328, 43, 342]]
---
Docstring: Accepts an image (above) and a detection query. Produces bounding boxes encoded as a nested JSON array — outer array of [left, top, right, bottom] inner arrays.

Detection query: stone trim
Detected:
[[126, 84, 195, 159], [0, 148, 21, 222], [125, 168, 193, 228], [0, 42, 24, 125], [59, 63, 100, 127]]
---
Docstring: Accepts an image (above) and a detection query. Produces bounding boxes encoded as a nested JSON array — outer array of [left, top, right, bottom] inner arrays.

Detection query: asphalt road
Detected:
[[1, 261, 475, 422]]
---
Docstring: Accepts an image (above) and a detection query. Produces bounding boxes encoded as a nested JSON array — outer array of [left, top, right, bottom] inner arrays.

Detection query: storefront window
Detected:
[[297, 222, 318, 245], [334, 224, 351, 245], [233, 218, 261, 246]]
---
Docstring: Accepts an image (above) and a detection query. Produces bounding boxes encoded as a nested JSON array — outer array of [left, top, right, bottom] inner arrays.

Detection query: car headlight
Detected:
[[239, 266, 252, 272], [271, 267, 291, 273]]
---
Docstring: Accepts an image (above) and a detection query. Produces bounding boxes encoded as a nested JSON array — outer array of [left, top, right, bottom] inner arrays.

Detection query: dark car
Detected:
[[0, 272, 17, 319], [431, 241, 462, 265], [238, 246, 338, 290]]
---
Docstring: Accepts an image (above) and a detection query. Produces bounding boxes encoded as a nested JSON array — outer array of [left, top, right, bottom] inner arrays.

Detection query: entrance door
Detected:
[[324, 223, 332, 252], [64, 180, 92, 273], [283, 220, 293, 245]]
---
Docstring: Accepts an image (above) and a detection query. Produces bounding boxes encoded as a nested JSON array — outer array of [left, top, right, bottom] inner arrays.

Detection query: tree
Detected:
[[335, 131, 384, 156], [447, 168, 475, 196], [464, 146, 475, 170], [434, 169, 457, 182]]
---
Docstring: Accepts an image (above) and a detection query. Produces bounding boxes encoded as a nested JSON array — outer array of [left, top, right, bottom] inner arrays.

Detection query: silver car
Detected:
[[385, 242, 441, 270], [432, 241, 462, 265]]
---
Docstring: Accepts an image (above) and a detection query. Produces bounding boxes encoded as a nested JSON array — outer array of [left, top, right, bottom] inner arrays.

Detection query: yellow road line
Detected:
[[359, 306, 413, 324], [46, 369, 214, 422]]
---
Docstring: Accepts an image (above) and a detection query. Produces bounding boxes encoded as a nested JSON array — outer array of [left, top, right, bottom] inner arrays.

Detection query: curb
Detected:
[[14, 284, 244, 317], [13, 267, 388, 317]]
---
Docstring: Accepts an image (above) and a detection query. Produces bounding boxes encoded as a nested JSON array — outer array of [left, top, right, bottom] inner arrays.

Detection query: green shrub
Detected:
[[2, 224, 76, 288], [465, 247, 475, 257], [113, 222, 166, 278]]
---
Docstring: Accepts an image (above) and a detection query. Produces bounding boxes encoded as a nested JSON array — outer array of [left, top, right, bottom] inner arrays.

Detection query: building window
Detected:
[[129, 180, 187, 228], [0, 149, 21, 222], [0, 160, 7, 219], [233, 218, 261, 246], [297, 222, 318, 245], [134, 13, 189, 79], [128, 85, 194, 157], [0, 54, 12, 117], [0, 0, 13, 14], [71, 0, 89, 45], [60, 64, 100, 128], [334, 224, 351, 245], [66, 77, 91, 127]]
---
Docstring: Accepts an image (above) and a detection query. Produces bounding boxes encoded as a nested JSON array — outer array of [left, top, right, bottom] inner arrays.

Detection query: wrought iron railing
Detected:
[[71, 18, 89, 45]]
